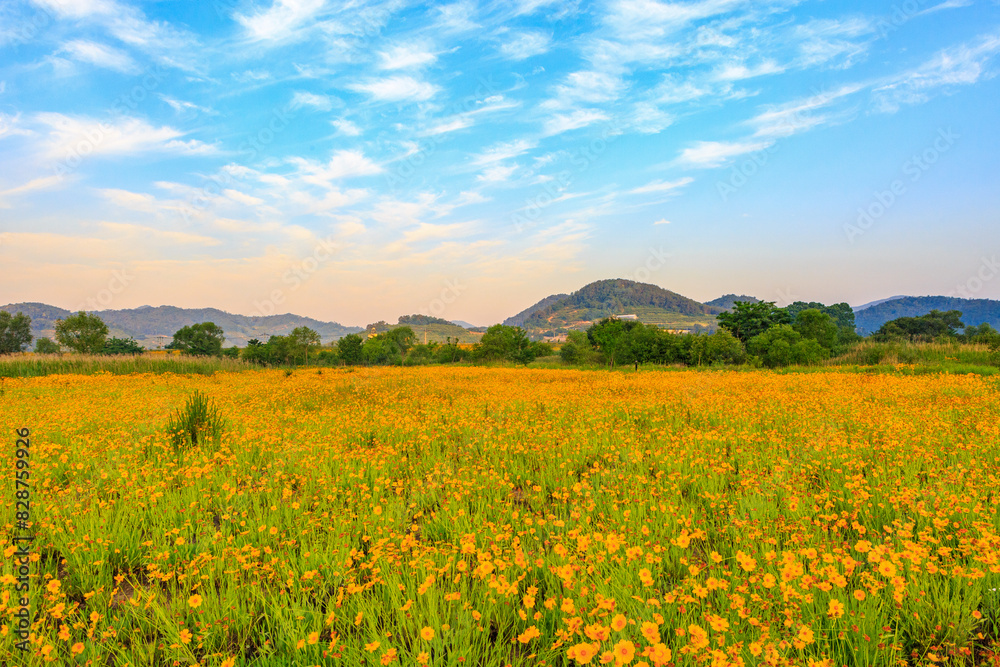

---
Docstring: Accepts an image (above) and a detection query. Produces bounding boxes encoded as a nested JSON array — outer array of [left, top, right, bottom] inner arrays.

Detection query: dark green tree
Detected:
[[748, 324, 828, 368], [337, 333, 365, 365], [874, 310, 965, 341], [103, 336, 145, 355], [55, 311, 108, 354], [716, 301, 790, 343], [793, 309, 839, 350], [586, 318, 643, 368], [288, 326, 322, 364], [384, 326, 416, 364], [34, 337, 60, 354], [167, 322, 225, 356], [0, 311, 33, 354], [475, 324, 535, 364]]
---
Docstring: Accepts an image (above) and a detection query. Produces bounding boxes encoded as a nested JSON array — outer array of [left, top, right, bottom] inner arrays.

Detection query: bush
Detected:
[[34, 337, 60, 354], [167, 391, 226, 451], [103, 337, 145, 355]]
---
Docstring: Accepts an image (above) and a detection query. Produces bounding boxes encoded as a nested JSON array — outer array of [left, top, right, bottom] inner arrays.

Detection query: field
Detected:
[[2, 367, 999, 666]]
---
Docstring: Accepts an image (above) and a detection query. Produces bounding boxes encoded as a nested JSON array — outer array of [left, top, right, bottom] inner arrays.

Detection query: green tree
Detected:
[[793, 309, 839, 350], [560, 331, 600, 365], [0, 311, 33, 354], [288, 326, 322, 364], [475, 324, 534, 364], [384, 326, 416, 364], [55, 311, 109, 353], [586, 318, 643, 368], [748, 324, 828, 368], [168, 322, 225, 356], [874, 309, 965, 341], [34, 337, 60, 354], [337, 334, 364, 365], [689, 328, 747, 366], [103, 336, 145, 355], [716, 301, 790, 343]]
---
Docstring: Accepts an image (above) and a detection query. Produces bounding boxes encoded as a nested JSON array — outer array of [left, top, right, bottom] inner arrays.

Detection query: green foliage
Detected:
[[336, 334, 365, 365], [716, 301, 790, 343], [397, 314, 453, 326], [784, 301, 856, 330], [793, 309, 839, 350], [222, 346, 241, 359], [433, 337, 468, 364], [102, 336, 145, 355], [55, 311, 109, 353], [961, 322, 1000, 347], [874, 309, 965, 341], [0, 311, 33, 354], [688, 327, 747, 366], [748, 324, 829, 368], [167, 391, 226, 452], [167, 322, 225, 356], [559, 331, 602, 365], [288, 326, 321, 364], [475, 324, 536, 364], [34, 337, 60, 354]]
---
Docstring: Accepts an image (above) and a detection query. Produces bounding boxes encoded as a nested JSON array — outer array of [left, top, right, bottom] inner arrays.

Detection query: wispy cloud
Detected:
[[499, 31, 551, 60], [542, 109, 610, 136], [288, 149, 383, 187], [676, 139, 773, 168], [332, 119, 362, 136], [628, 177, 694, 195], [290, 91, 335, 111], [0, 175, 66, 207], [477, 164, 519, 184], [873, 32, 1000, 113], [349, 75, 439, 102], [472, 139, 536, 166], [35, 113, 216, 159], [378, 43, 438, 69], [59, 39, 138, 73], [235, 0, 326, 42]]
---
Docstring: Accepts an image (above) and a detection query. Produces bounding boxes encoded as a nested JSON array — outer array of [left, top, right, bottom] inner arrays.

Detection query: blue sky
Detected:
[[1, 0, 999, 326]]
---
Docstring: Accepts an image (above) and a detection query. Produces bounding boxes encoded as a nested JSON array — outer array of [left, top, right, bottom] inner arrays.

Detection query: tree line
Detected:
[[2, 303, 998, 369]]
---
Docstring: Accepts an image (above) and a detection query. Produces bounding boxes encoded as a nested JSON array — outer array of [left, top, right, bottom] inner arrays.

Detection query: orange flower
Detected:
[[420, 627, 435, 641], [188, 594, 203, 609], [611, 614, 627, 631], [827, 599, 845, 619], [71, 642, 85, 655], [613, 639, 636, 664], [568, 642, 599, 664]]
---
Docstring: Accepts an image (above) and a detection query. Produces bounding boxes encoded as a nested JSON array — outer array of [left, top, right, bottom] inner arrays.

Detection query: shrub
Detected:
[[167, 391, 226, 451]]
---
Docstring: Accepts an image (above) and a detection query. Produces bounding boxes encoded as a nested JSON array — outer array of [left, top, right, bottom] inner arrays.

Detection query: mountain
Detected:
[[0, 303, 362, 347], [853, 296, 1000, 335], [450, 320, 481, 329], [704, 294, 761, 310], [503, 293, 569, 327], [367, 315, 484, 344], [514, 279, 722, 335], [853, 295, 909, 312]]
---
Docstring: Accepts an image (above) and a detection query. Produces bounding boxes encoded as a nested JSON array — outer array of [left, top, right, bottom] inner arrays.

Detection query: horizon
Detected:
[[2, 0, 999, 324]]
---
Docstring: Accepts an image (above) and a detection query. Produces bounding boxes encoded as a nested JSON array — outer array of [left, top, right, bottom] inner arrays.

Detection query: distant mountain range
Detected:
[[9, 287, 1000, 348], [0, 303, 362, 347], [852, 296, 1000, 335]]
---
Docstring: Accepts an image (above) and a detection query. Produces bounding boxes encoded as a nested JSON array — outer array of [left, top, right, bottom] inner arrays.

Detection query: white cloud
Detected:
[[31, 0, 116, 18], [100, 222, 221, 246], [332, 119, 362, 136], [550, 70, 626, 106], [676, 140, 773, 168], [477, 164, 519, 183], [542, 109, 609, 136], [159, 96, 214, 115], [712, 60, 784, 81], [0, 175, 65, 208], [224, 189, 265, 206], [793, 18, 874, 69], [349, 75, 439, 102], [500, 31, 551, 60], [437, 2, 480, 32], [422, 117, 473, 136], [59, 40, 138, 73], [918, 0, 973, 16], [378, 44, 437, 70], [628, 177, 694, 195], [235, 0, 326, 42], [289, 149, 383, 187], [653, 218, 670, 225], [472, 139, 536, 166], [750, 84, 864, 138], [290, 91, 335, 111], [35, 113, 216, 159], [872, 32, 1000, 113], [98, 187, 156, 212]]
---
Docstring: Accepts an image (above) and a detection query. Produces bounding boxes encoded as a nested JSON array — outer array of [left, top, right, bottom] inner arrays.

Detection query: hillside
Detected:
[[853, 296, 1000, 334], [503, 293, 569, 327], [704, 294, 761, 310], [0, 303, 362, 347], [517, 279, 721, 335]]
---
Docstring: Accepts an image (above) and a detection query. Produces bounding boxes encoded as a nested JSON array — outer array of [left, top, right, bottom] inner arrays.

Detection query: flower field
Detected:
[[2, 367, 1000, 667]]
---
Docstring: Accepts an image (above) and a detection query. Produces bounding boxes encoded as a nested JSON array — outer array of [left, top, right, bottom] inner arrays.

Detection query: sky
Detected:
[[1, 0, 999, 327]]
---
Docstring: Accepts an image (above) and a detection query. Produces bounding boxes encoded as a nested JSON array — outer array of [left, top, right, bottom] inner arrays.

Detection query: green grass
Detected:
[[0, 353, 253, 378]]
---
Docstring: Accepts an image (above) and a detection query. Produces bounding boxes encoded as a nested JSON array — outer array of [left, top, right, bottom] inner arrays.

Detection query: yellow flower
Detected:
[[797, 625, 815, 645], [518, 625, 541, 643], [179, 629, 192, 644], [878, 561, 897, 578], [611, 614, 627, 631], [221, 658, 236, 667], [420, 627, 435, 641], [307, 631, 320, 644], [365, 641, 381, 652], [640, 621, 660, 644], [188, 594, 203, 608], [568, 642, 599, 664], [416, 652, 430, 664], [71, 642, 85, 655], [613, 639, 636, 664], [827, 599, 845, 619], [688, 625, 709, 650]]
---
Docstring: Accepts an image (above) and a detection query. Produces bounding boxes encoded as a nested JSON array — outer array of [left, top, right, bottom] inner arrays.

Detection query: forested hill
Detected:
[[704, 294, 761, 310], [0, 303, 362, 346], [503, 293, 569, 327], [853, 296, 1000, 334], [517, 279, 721, 333]]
